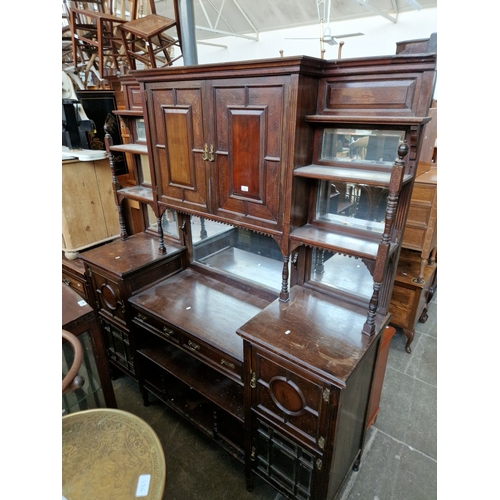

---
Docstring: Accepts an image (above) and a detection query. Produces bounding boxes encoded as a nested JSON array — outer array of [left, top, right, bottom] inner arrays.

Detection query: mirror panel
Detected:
[[315, 180, 388, 234], [192, 216, 283, 292], [321, 128, 405, 164]]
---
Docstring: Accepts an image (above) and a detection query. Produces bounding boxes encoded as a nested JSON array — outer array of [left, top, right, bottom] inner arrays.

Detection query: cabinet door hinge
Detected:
[[143, 90, 148, 103]]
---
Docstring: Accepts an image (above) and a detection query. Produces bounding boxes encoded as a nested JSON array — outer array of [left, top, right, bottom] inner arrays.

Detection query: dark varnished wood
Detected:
[[77, 43, 437, 500], [238, 285, 389, 500], [128, 267, 271, 362], [80, 232, 186, 378]]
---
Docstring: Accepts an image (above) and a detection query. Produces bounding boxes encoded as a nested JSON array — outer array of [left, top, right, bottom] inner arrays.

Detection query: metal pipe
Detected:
[[177, 0, 198, 66]]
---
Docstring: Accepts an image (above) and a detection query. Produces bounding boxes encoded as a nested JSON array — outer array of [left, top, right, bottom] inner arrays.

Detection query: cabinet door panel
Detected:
[[149, 85, 210, 213], [252, 349, 331, 451], [212, 81, 285, 230]]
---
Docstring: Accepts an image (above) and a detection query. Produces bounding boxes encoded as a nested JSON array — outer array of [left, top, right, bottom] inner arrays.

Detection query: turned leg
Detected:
[[428, 246, 437, 267], [245, 471, 255, 492], [403, 328, 414, 354]]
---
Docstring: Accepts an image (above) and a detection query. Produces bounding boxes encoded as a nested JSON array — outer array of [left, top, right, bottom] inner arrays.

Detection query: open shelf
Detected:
[[290, 223, 397, 259], [116, 185, 154, 203], [294, 164, 412, 186], [109, 143, 148, 154], [113, 109, 144, 117], [305, 115, 431, 126], [138, 339, 244, 421]]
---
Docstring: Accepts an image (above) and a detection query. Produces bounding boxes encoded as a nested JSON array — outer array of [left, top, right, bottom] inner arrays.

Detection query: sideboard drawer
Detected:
[[180, 331, 243, 382], [62, 271, 86, 299], [132, 309, 182, 345]]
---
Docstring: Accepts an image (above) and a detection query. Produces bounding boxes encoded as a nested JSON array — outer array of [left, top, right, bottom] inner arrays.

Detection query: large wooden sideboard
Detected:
[[77, 41, 437, 500]]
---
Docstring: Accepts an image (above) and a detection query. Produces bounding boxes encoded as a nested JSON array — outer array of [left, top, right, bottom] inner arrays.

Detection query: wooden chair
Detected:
[[67, 0, 137, 87], [118, 0, 183, 69]]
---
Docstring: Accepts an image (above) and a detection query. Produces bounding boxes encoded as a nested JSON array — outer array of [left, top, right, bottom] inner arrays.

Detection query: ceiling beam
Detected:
[[354, 0, 398, 23]]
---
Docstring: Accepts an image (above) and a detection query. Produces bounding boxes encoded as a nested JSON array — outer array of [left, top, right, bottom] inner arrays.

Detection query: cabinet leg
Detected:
[[141, 388, 150, 407], [352, 455, 361, 472], [403, 328, 414, 354], [245, 471, 255, 492]]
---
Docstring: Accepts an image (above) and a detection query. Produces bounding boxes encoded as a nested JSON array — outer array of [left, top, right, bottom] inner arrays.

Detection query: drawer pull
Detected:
[[137, 313, 148, 322], [220, 358, 235, 370], [63, 278, 71, 286], [163, 326, 174, 337], [187, 340, 200, 351]]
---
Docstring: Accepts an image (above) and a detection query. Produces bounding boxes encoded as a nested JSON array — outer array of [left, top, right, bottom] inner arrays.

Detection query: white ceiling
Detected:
[[155, 0, 437, 41]]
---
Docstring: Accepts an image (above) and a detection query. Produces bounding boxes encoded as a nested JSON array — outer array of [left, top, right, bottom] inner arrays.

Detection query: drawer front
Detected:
[[62, 271, 86, 299], [130, 306, 242, 382], [131, 309, 181, 345], [91, 272, 127, 324], [402, 226, 425, 250], [389, 284, 419, 329], [412, 184, 436, 203], [250, 348, 332, 452], [406, 202, 431, 225], [180, 331, 243, 382]]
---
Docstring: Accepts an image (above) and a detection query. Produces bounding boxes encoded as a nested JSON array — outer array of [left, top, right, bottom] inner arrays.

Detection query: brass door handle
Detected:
[[208, 144, 215, 162], [202, 143, 209, 161]]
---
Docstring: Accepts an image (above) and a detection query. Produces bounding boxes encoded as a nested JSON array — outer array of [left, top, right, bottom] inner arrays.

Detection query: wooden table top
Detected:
[[62, 408, 166, 500], [62, 283, 93, 329]]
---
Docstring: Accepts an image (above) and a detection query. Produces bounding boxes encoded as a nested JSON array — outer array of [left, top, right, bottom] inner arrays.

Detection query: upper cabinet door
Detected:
[[147, 81, 211, 214], [210, 77, 287, 232]]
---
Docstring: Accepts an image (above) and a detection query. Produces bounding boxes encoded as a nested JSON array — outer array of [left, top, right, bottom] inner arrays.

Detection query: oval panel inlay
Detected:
[[269, 376, 306, 416], [101, 284, 118, 311]]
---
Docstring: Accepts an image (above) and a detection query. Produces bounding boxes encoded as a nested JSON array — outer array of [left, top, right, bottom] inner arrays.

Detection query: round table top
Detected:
[[62, 408, 166, 500]]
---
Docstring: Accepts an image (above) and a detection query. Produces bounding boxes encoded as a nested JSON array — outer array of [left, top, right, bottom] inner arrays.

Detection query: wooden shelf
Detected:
[[290, 223, 397, 259], [305, 115, 431, 126], [138, 340, 245, 421], [294, 164, 412, 186], [113, 109, 144, 117], [110, 143, 148, 154], [116, 185, 154, 203]]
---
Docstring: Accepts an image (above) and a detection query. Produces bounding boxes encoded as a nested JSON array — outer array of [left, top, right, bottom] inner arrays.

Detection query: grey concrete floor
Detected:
[[111, 293, 437, 500]]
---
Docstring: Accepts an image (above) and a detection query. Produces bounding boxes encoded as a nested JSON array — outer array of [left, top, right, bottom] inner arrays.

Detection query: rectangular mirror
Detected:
[[147, 206, 179, 239], [321, 128, 405, 164], [310, 249, 373, 302], [139, 154, 151, 185], [315, 180, 388, 234], [192, 216, 283, 293], [135, 118, 146, 143]]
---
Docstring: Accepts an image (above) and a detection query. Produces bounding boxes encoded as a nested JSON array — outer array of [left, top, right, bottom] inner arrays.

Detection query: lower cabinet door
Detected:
[[251, 417, 321, 500]]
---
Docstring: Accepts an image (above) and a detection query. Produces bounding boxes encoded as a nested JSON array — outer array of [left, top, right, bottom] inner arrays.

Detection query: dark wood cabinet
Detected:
[[139, 58, 322, 253], [238, 286, 388, 500], [77, 38, 436, 500], [80, 232, 185, 379]]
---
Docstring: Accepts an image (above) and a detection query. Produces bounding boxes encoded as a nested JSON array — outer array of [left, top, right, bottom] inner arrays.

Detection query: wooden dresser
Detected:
[[401, 166, 437, 281], [389, 248, 437, 353], [77, 44, 437, 500]]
